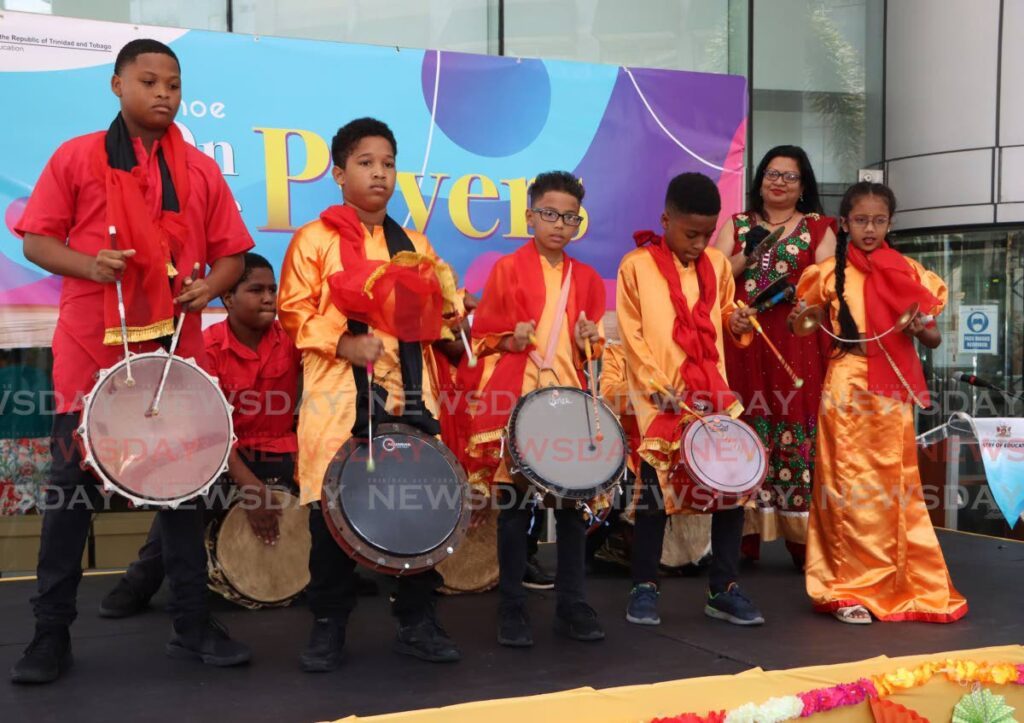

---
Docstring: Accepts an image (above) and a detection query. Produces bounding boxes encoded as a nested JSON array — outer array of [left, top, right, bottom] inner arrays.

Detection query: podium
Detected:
[[916, 413, 1024, 540]]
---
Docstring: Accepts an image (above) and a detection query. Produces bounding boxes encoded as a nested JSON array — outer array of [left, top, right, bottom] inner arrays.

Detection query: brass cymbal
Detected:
[[893, 302, 921, 332], [790, 304, 824, 337]]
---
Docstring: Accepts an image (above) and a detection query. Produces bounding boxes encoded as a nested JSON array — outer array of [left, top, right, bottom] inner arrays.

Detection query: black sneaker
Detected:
[[497, 602, 533, 647], [522, 556, 555, 590], [166, 617, 252, 666], [98, 578, 152, 619], [394, 609, 461, 663], [300, 617, 347, 673], [554, 601, 605, 642], [10, 624, 72, 684], [705, 583, 765, 626], [625, 583, 661, 625]]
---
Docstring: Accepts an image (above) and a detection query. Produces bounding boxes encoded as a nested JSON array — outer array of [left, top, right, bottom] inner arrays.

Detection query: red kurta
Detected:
[[15, 132, 253, 412]]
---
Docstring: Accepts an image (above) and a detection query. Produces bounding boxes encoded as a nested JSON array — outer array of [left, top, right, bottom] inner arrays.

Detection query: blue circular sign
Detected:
[[966, 311, 989, 333]]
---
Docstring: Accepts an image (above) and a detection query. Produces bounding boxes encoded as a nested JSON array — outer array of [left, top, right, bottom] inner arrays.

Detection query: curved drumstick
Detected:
[[458, 323, 477, 368], [366, 363, 376, 473], [737, 300, 804, 389], [648, 377, 714, 434], [108, 225, 134, 386], [583, 338, 603, 445], [147, 263, 201, 417]]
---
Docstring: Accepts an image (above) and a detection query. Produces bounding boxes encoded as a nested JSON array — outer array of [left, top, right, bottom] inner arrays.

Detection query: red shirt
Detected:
[[204, 319, 301, 454], [15, 132, 253, 413]]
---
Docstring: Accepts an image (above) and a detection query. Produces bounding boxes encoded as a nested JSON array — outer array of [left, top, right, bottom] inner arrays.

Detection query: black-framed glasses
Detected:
[[531, 207, 584, 227], [764, 169, 801, 184]]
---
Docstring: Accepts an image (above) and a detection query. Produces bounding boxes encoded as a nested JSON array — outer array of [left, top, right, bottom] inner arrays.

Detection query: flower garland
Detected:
[[650, 661, 1024, 723]]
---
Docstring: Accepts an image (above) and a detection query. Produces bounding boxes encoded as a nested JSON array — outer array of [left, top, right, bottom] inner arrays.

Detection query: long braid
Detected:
[[832, 230, 860, 357]]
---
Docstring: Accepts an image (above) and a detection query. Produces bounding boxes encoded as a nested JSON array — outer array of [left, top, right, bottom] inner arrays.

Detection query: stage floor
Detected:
[[2, 529, 1021, 722]]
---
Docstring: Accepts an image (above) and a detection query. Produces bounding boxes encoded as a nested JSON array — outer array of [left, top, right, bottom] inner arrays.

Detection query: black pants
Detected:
[[497, 485, 586, 609], [122, 451, 298, 598], [306, 503, 440, 625], [526, 499, 545, 557], [630, 462, 743, 594], [32, 413, 208, 626]]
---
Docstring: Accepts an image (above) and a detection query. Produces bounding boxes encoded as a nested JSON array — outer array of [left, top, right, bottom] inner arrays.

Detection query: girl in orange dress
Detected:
[[796, 181, 967, 624]]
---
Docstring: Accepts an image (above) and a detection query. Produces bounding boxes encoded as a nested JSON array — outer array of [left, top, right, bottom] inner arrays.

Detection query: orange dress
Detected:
[[797, 256, 967, 622], [277, 218, 442, 505]]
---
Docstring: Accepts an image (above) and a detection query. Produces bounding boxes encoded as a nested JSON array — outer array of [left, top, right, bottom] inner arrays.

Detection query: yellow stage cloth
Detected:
[[336, 645, 1024, 722]]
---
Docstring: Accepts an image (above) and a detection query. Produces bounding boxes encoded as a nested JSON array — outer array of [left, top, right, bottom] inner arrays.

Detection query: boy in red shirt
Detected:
[[11, 39, 253, 684]]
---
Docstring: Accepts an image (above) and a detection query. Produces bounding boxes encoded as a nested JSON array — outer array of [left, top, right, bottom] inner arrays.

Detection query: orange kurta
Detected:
[[615, 246, 751, 504], [278, 218, 441, 504], [797, 256, 966, 622], [473, 255, 604, 485]]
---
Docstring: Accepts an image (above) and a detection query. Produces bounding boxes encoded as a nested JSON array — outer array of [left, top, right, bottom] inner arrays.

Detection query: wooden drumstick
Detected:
[[366, 362, 376, 473], [458, 323, 477, 368], [108, 225, 134, 386], [583, 338, 603, 444], [648, 377, 713, 433], [736, 300, 804, 389], [147, 263, 201, 417]]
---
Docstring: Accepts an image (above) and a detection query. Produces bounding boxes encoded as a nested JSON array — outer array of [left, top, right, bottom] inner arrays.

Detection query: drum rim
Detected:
[[506, 386, 627, 500], [77, 351, 235, 508], [207, 488, 309, 607], [321, 423, 471, 574], [678, 414, 768, 494]]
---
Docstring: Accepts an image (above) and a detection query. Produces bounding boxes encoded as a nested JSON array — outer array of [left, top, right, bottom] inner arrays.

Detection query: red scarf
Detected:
[[634, 231, 737, 413], [847, 241, 939, 405], [322, 204, 449, 341], [466, 241, 605, 480], [93, 117, 191, 345]]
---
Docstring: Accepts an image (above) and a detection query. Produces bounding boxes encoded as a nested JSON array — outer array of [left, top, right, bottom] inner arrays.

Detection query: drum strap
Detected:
[[528, 261, 573, 377], [349, 217, 440, 438]]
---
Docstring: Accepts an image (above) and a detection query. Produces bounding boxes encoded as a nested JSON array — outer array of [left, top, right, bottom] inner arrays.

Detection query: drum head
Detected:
[[508, 387, 626, 500], [212, 489, 310, 605], [437, 507, 498, 594], [680, 415, 767, 496], [83, 354, 232, 503], [332, 428, 465, 557]]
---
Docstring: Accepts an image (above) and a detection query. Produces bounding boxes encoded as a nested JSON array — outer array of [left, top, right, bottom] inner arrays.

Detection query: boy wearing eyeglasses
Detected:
[[466, 171, 607, 648]]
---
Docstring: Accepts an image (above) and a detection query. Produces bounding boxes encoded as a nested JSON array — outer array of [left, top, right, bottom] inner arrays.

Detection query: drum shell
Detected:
[[77, 351, 234, 508], [667, 415, 768, 513], [206, 488, 310, 609], [503, 386, 627, 506], [321, 424, 470, 576]]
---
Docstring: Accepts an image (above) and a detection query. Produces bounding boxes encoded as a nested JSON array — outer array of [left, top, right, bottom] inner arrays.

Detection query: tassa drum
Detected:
[[321, 424, 470, 575], [437, 508, 499, 595], [505, 386, 626, 502], [78, 351, 233, 507], [668, 414, 768, 512], [206, 488, 311, 609]]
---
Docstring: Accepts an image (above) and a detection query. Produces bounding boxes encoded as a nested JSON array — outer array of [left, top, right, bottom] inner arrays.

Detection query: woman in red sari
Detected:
[[711, 146, 836, 568]]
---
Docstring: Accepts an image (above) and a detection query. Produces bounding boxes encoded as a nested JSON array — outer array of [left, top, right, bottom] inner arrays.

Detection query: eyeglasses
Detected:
[[848, 215, 890, 229], [764, 169, 801, 184], [531, 207, 584, 227]]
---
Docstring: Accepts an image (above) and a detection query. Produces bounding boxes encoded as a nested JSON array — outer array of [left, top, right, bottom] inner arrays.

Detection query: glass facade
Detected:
[[751, 0, 884, 215], [895, 227, 1024, 539]]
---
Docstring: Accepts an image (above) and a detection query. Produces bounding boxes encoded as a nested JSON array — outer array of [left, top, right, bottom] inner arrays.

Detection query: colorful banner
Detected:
[[955, 413, 1024, 528], [0, 10, 746, 344]]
